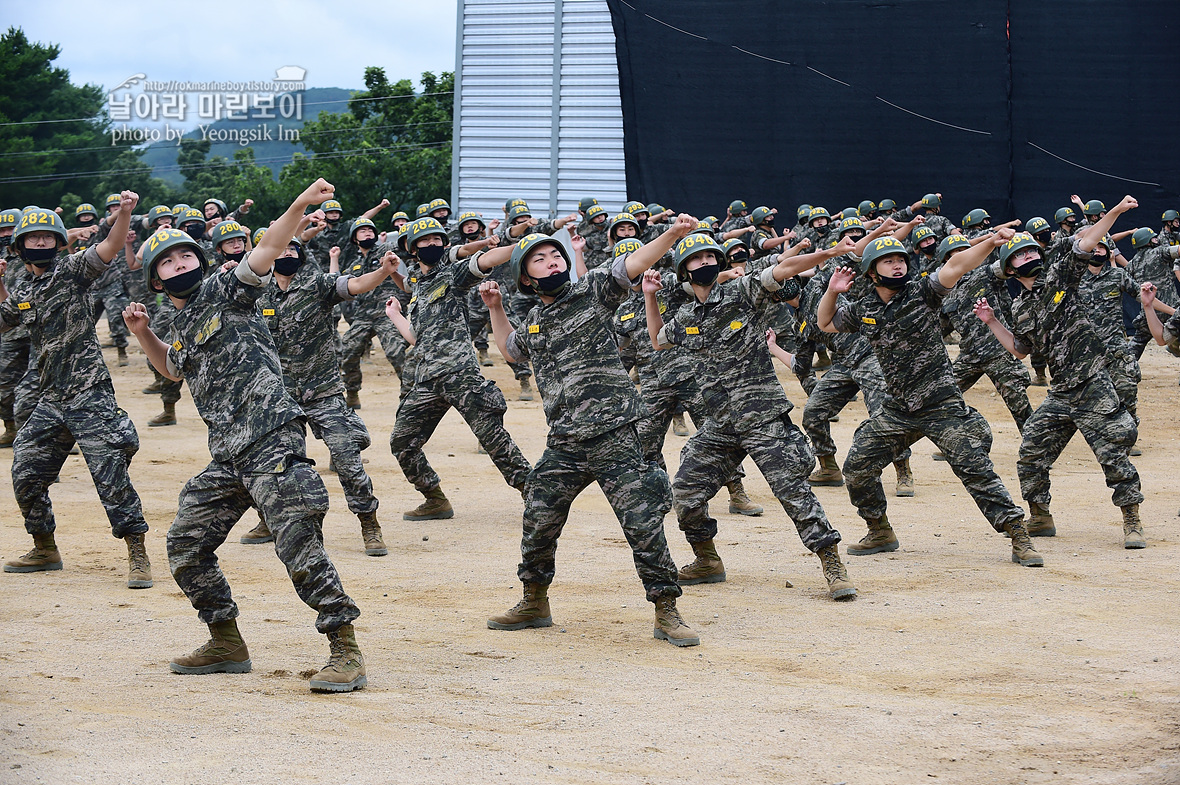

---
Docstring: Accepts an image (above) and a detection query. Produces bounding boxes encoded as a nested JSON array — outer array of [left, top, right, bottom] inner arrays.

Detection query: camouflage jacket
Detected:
[[258, 267, 355, 404], [614, 271, 696, 386], [719, 215, 751, 235], [0, 246, 111, 401], [308, 220, 352, 272], [895, 208, 955, 243], [342, 243, 401, 320], [582, 224, 613, 269], [831, 270, 961, 412], [166, 262, 304, 462], [1010, 237, 1109, 392], [1079, 263, 1139, 353], [406, 253, 488, 384], [941, 261, 1012, 362], [506, 254, 642, 441], [658, 266, 794, 431], [799, 269, 874, 367], [1128, 244, 1180, 308], [2, 248, 31, 341]]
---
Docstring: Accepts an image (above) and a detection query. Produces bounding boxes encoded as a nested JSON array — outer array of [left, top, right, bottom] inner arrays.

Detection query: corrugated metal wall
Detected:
[[452, 0, 627, 222]]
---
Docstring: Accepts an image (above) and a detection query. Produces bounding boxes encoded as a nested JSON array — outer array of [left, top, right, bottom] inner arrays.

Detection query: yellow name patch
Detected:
[[17, 302, 31, 310], [861, 317, 877, 325], [172, 341, 183, 351], [686, 327, 700, 335], [262, 308, 275, 316], [619, 312, 635, 321], [729, 320, 743, 330], [1053, 290, 1065, 304], [527, 324, 540, 334]]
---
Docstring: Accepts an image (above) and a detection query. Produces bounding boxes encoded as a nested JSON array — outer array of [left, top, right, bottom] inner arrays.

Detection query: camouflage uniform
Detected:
[[259, 266, 377, 515], [0, 251, 32, 426], [657, 267, 842, 554], [894, 207, 955, 244], [940, 262, 1032, 430], [165, 262, 359, 634], [1011, 239, 1142, 510], [1126, 242, 1180, 357], [504, 254, 680, 602], [307, 220, 351, 274], [0, 246, 147, 539], [1079, 263, 1145, 423], [578, 218, 612, 270], [464, 261, 532, 381], [831, 271, 1025, 530], [389, 252, 531, 492], [340, 243, 409, 387], [718, 214, 751, 236], [88, 250, 131, 349]]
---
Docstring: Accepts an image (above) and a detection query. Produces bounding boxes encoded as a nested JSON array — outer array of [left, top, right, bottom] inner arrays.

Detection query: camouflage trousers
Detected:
[[843, 397, 1024, 531], [465, 287, 532, 379], [0, 334, 30, 422], [802, 354, 910, 461], [673, 414, 841, 553], [167, 420, 360, 633], [1017, 374, 1142, 509], [518, 425, 680, 602], [13, 381, 147, 538], [389, 369, 530, 492], [149, 298, 184, 405], [303, 393, 376, 515], [635, 370, 744, 484], [952, 351, 1032, 431], [13, 361, 39, 428], [340, 315, 408, 390], [89, 279, 130, 348], [1104, 349, 1141, 426]]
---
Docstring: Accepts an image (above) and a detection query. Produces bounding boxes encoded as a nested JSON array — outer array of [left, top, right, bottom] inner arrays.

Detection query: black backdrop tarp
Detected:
[[607, 0, 1180, 227]]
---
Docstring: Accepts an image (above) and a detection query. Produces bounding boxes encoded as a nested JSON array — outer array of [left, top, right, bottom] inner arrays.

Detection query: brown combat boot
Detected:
[[846, 515, 899, 555], [678, 539, 726, 585], [3, 532, 63, 573], [116, 346, 129, 367], [477, 348, 493, 367], [1026, 502, 1055, 537], [894, 458, 914, 497], [310, 624, 367, 693], [345, 390, 361, 410], [931, 449, 947, 461], [518, 377, 534, 401], [1122, 504, 1146, 549], [169, 619, 252, 674], [727, 480, 763, 516], [404, 486, 453, 520], [817, 544, 857, 600], [358, 511, 387, 556], [124, 533, 153, 589], [142, 378, 164, 395], [0, 419, 17, 448], [1031, 367, 1048, 387], [671, 412, 690, 437], [807, 454, 844, 487], [653, 595, 700, 647], [239, 517, 274, 544], [148, 402, 176, 427], [1004, 519, 1044, 567], [814, 348, 832, 370], [488, 582, 553, 630]]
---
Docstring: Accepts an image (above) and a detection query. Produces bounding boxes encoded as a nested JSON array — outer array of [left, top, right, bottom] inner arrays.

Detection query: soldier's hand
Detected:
[[828, 266, 855, 293], [243, 199, 254, 210], [1070, 194, 1083, 206], [832, 236, 857, 256], [488, 218, 501, 233], [1141, 282, 1157, 306], [380, 198, 390, 208], [973, 298, 995, 324], [570, 232, 586, 252], [300, 178, 334, 207], [740, 225, 755, 235], [385, 296, 402, 320], [717, 267, 743, 283], [479, 280, 503, 308], [124, 230, 136, 244], [54, 206, 63, 214], [122, 302, 150, 334], [911, 215, 925, 226], [766, 327, 778, 346], [784, 229, 797, 243], [0, 258, 6, 276], [990, 227, 1016, 246], [119, 190, 140, 213], [1116, 195, 1138, 213], [526, 217, 539, 228], [796, 238, 811, 251], [329, 246, 340, 260], [221, 261, 238, 272], [486, 234, 501, 248], [641, 269, 662, 294], [380, 250, 399, 275], [669, 214, 697, 239], [378, 231, 388, 244]]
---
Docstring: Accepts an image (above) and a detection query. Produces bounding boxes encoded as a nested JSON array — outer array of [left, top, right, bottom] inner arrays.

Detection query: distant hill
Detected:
[[138, 86, 355, 185]]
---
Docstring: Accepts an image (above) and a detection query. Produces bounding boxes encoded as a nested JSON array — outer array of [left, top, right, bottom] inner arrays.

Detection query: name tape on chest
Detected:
[[262, 308, 275, 316], [172, 340, 183, 351], [528, 324, 540, 334], [861, 316, 877, 325], [619, 312, 635, 321], [17, 302, 31, 310], [685, 326, 700, 335]]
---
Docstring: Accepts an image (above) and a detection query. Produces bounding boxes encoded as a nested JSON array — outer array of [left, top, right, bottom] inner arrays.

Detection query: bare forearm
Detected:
[[347, 268, 390, 295], [817, 290, 839, 333], [985, 319, 1024, 358], [644, 291, 665, 350], [488, 302, 516, 361], [130, 327, 180, 381], [388, 310, 416, 345], [1143, 302, 1166, 345], [767, 341, 794, 366]]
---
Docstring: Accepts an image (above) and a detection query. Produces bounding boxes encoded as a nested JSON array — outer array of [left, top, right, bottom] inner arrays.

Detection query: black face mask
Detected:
[[688, 263, 720, 286], [184, 224, 204, 241], [532, 267, 571, 296], [777, 277, 801, 301], [77, 217, 95, 226], [416, 244, 446, 266], [762, 217, 775, 229], [357, 236, 377, 250], [728, 250, 749, 266], [22, 246, 56, 265], [461, 231, 480, 241], [1034, 232, 1051, 246], [875, 270, 911, 290], [274, 256, 303, 276], [325, 217, 340, 225], [0, 236, 11, 249], [637, 217, 649, 230], [1011, 258, 1044, 278], [814, 224, 830, 236], [920, 242, 936, 256], [222, 250, 246, 262], [161, 266, 203, 298], [1090, 253, 1109, 267]]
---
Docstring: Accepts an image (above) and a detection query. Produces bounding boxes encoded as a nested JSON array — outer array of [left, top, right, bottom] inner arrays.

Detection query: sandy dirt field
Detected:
[[1, 328, 1178, 785]]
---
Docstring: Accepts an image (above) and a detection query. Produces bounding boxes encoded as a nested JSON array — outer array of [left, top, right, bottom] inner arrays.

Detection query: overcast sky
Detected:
[[8, 0, 457, 105]]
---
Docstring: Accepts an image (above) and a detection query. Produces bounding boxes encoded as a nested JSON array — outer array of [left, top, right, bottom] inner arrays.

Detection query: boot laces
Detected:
[[658, 598, 684, 627], [128, 538, 150, 573], [820, 548, 848, 581]]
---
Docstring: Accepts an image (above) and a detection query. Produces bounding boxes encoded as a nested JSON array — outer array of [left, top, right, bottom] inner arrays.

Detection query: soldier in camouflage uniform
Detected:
[[891, 193, 955, 244], [976, 197, 1146, 550], [579, 204, 612, 269], [0, 207, 29, 446], [1126, 225, 1180, 359], [747, 206, 794, 263], [817, 232, 1043, 569], [718, 199, 751, 236], [1158, 209, 1180, 248], [385, 217, 531, 520], [649, 230, 859, 600], [481, 222, 698, 647], [0, 197, 153, 590], [125, 179, 366, 693], [241, 235, 401, 555]]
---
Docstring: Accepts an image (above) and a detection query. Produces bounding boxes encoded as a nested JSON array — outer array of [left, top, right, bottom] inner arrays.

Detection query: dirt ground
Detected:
[[1, 327, 1178, 785]]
